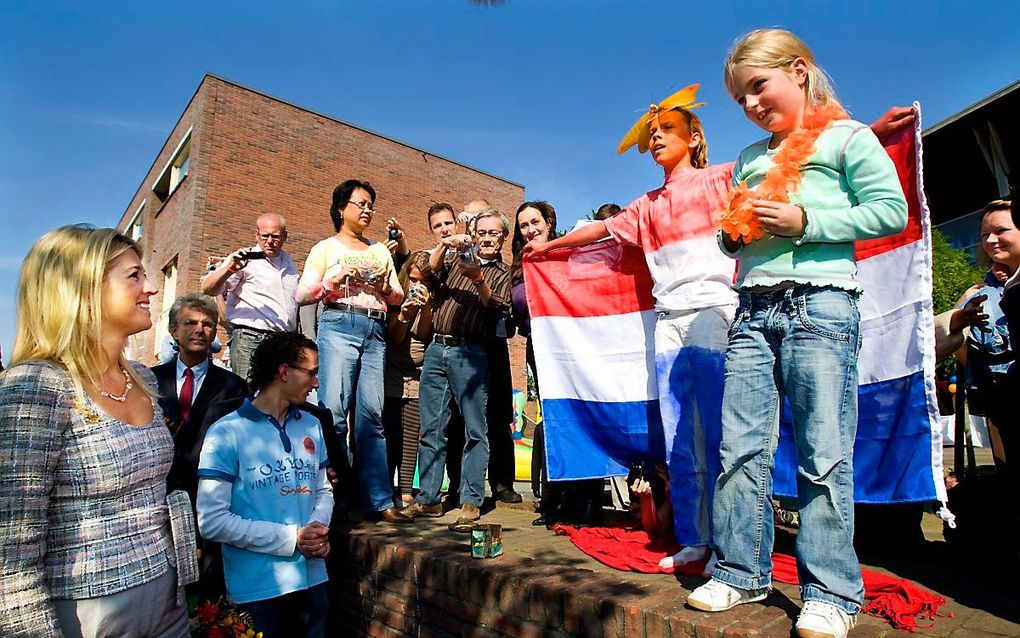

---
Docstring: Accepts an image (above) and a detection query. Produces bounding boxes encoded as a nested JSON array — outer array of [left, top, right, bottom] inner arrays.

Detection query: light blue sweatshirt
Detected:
[[719, 119, 908, 292]]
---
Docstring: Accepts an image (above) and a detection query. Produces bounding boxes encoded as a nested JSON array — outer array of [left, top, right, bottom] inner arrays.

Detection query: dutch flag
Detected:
[[526, 103, 945, 505]]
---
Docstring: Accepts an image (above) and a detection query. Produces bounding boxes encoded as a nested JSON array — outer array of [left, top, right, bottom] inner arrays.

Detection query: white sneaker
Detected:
[[687, 579, 769, 612], [795, 600, 856, 638]]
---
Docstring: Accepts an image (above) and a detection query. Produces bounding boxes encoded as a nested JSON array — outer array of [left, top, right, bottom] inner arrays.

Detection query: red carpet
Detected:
[[553, 524, 948, 632]]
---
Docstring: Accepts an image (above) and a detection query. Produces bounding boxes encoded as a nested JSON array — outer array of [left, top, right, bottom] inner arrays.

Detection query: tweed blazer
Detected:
[[0, 361, 177, 636]]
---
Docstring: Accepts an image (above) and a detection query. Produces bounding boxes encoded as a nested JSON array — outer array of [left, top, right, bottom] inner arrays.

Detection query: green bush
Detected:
[[931, 228, 983, 314]]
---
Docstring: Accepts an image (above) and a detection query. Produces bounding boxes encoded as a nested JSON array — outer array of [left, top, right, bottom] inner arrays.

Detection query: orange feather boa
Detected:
[[718, 103, 849, 244]]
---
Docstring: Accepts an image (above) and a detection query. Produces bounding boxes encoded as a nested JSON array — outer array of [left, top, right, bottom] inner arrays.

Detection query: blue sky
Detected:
[[1, 1, 1018, 363]]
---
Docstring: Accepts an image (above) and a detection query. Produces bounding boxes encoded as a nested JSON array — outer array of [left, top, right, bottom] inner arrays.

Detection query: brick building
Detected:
[[116, 74, 528, 391]]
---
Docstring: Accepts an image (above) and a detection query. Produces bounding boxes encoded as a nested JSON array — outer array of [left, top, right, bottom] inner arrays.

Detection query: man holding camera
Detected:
[[405, 209, 513, 527], [201, 213, 299, 382], [446, 199, 522, 505]]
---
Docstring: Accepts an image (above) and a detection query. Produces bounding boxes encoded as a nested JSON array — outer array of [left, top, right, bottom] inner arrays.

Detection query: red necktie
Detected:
[[179, 368, 194, 422]]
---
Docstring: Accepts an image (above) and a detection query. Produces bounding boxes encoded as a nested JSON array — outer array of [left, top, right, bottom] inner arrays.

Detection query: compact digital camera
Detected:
[[352, 267, 378, 284]]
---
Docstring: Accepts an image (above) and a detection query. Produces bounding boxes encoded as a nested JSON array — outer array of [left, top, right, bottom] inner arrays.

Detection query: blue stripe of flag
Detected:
[[545, 369, 935, 502], [543, 398, 663, 481], [773, 369, 936, 502]]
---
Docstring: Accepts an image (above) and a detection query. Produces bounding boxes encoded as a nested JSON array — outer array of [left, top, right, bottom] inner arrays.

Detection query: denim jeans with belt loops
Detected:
[[316, 308, 393, 513], [711, 286, 865, 615], [415, 340, 490, 508]]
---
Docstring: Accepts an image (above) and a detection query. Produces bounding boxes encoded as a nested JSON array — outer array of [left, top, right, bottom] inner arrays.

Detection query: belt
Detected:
[[325, 302, 386, 321], [433, 333, 481, 346], [230, 324, 278, 336]]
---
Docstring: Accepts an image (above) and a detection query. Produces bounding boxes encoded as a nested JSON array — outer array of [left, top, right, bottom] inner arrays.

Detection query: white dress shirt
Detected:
[[212, 248, 299, 332], [176, 356, 210, 402]]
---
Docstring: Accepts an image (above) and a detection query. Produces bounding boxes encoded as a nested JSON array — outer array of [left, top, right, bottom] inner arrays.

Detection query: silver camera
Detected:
[[352, 267, 378, 284]]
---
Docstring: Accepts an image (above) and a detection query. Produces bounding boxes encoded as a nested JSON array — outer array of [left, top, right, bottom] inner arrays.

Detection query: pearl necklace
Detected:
[[99, 367, 133, 402]]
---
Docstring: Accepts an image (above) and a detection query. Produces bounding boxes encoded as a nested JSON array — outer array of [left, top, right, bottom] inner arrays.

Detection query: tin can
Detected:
[[470, 524, 503, 559]]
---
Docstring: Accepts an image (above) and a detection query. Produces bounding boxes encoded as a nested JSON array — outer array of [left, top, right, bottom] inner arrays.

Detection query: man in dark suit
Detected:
[[151, 293, 249, 601], [152, 293, 250, 501]]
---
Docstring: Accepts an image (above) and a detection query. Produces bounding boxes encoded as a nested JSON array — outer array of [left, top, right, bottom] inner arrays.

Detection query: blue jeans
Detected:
[[416, 341, 490, 508], [317, 309, 393, 513], [711, 287, 864, 615], [237, 583, 328, 638]]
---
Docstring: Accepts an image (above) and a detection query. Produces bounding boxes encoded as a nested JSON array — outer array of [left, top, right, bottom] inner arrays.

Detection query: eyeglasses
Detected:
[[288, 364, 319, 377], [258, 233, 284, 241], [347, 200, 375, 213], [474, 230, 505, 238]]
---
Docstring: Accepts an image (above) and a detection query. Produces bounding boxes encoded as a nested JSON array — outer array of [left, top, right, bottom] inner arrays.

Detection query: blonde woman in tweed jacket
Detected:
[[0, 225, 196, 637]]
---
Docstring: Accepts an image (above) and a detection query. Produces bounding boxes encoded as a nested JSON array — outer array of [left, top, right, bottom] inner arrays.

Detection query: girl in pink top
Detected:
[[527, 85, 734, 574]]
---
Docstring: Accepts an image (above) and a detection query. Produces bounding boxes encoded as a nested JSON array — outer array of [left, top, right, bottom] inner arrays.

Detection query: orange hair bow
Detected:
[[617, 84, 705, 155]]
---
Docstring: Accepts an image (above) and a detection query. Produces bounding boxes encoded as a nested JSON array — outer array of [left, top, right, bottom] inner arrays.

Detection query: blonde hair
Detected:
[[724, 29, 841, 110], [675, 107, 709, 168], [11, 224, 153, 396], [983, 199, 1012, 217]]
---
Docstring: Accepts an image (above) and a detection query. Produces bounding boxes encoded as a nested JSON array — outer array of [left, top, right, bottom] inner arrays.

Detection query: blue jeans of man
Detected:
[[316, 309, 392, 513], [416, 340, 490, 508], [237, 583, 328, 638], [711, 287, 864, 615]]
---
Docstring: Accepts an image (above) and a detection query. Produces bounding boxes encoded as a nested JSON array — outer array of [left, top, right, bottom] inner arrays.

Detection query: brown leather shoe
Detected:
[[378, 506, 415, 524], [447, 503, 482, 533], [403, 502, 443, 519]]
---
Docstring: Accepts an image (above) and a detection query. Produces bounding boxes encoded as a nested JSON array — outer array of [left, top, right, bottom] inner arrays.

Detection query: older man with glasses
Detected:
[[446, 200, 524, 506], [202, 213, 300, 382], [404, 208, 514, 528]]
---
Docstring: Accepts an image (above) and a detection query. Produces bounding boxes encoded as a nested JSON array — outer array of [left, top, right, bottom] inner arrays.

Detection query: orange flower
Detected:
[[718, 183, 762, 243], [716, 104, 848, 245], [773, 162, 801, 185]]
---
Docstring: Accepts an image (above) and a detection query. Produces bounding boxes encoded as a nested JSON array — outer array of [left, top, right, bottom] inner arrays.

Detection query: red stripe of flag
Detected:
[[855, 125, 924, 261], [525, 241, 656, 318]]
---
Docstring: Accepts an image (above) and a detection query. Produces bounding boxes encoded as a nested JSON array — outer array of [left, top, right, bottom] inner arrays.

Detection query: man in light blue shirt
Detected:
[[197, 332, 332, 637]]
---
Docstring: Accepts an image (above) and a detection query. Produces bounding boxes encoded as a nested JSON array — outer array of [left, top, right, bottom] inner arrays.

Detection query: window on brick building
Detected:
[[154, 257, 178, 356], [125, 201, 144, 241], [152, 127, 192, 202]]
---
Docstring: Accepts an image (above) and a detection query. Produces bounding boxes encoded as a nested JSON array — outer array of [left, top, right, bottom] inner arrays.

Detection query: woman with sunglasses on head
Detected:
[[296, 179, 412, 524], [1, 225, 194, 637]]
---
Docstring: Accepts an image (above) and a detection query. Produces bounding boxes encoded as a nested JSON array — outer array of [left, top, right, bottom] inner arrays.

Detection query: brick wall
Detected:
[[331, 527, 569, 637], [117, 75, 529, 391], [328, 525, 726, 638], [117, 90, 205, 361]]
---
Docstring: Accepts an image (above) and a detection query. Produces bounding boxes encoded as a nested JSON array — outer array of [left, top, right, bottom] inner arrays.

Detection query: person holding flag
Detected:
[[527, 84, 736, 573]]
